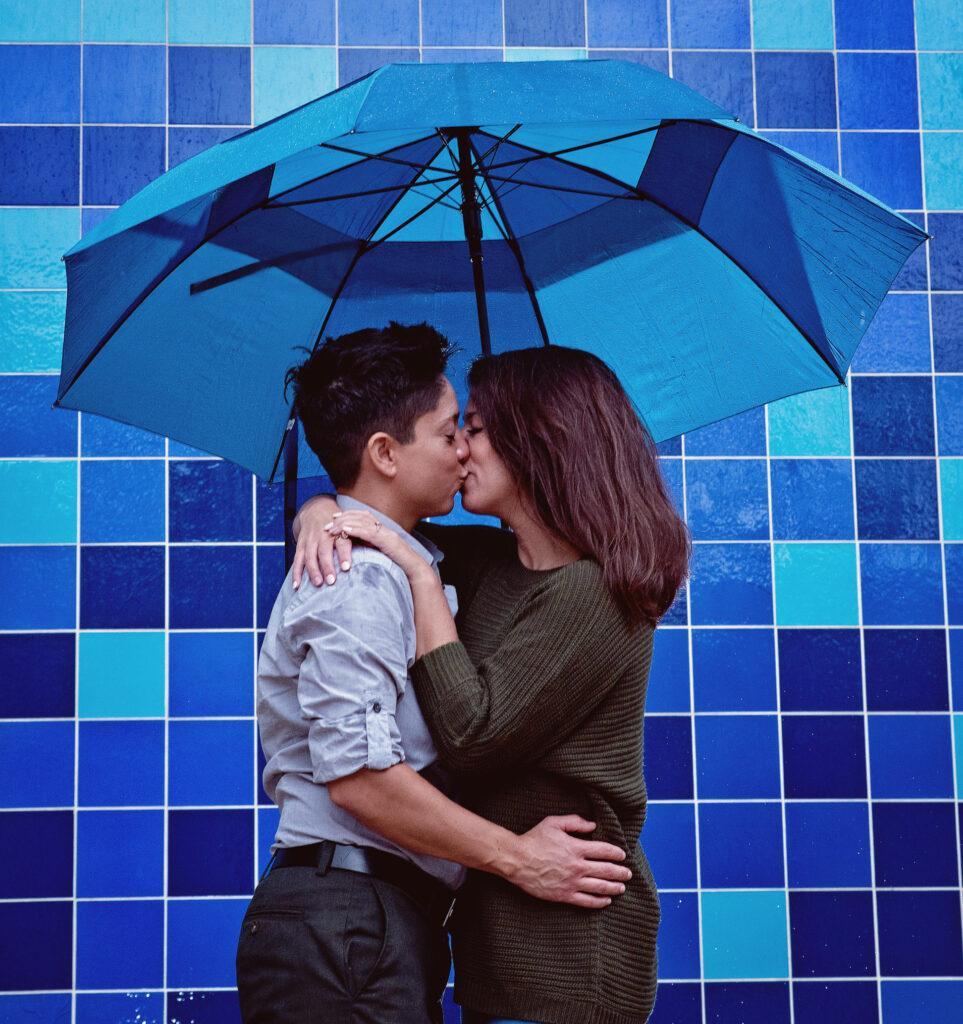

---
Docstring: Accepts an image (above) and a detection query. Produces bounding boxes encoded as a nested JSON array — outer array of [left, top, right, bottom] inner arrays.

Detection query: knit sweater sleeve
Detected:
[[410, 561, 648, 774]]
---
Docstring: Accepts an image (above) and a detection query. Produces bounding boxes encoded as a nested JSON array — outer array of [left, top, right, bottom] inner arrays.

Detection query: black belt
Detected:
[[272, 840, 456, 927]]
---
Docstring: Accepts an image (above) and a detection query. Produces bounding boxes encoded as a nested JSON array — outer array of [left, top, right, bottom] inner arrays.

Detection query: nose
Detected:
[[455, 428, 469, 462]]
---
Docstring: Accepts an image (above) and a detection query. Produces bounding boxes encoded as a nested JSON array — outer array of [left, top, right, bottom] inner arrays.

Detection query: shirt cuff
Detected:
[[308, 705, 405, 784], [411, 640, 478, 712]]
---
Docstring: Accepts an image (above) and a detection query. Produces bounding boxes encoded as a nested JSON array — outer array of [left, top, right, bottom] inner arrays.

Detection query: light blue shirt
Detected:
[[257, 494, 466, 889]]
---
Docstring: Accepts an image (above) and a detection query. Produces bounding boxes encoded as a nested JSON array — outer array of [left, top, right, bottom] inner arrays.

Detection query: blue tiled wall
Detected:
[[1, 1, 962, 1022]]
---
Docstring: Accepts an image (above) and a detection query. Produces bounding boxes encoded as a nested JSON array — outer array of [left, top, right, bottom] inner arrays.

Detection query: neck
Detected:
[[502, 501, 582, 570], [340, 483, 420, 535]]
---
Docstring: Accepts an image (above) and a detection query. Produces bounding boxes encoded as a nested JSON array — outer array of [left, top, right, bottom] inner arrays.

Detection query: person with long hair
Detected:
[[294, 343, 691, 1023]]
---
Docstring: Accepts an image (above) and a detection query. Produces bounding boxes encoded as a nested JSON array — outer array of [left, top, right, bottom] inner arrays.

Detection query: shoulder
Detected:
[[531, 560, 627, 632]]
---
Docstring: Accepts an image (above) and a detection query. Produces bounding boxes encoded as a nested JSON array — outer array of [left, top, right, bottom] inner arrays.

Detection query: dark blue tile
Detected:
[[257, 734, 271, 805], [950, 546, 963, 626], [661, 580, 688, 625], [339, 0, 419, 45], [853, 293, 931, 373], [756, 53, 837, 129], [870, 714, 954, 797], [650, 983, 702, 1024], [257, 544, 285, 628], [933, 294, 963, 372], [0, 548, 75, 632], [877, 892, 963, 976], [782, 715, 867, 798], [81, 207, 113, 234], [169, 720, 252, 806], [168, 809, 254, 897], [792, 981, 879, 1024], [0, 902, 72, 991], [0, 127, 78, 204], [422, 0, 502, 46], [164, 990, 242, 1024], [873, 802, 958, 886], [692, 628, 776, 711], [938, 376, 963, 453], [0, 45, 79, 123], [643, 803, 696, 888], [168, 126, 241, 167], [169, 47, 251, 125], [0, 721, 74, 808], [838, 53, 918, 129], [670, 0, 749, 48], [77, 993, 163, 1024], [658, 893, 701, 979], [80, 545, 165, 628], [851, 377, 935, 455], [685, 409, 766, 456], [81, 459, 165, 543], [81, 412, 165, 455], [169, 546, 253, 629], [82, 44, 165, 123], [840, 132, 922, 210], [77, 810, 165, 898], [705, 983, 789, 1024], [504, 0, 585, 46], [643, 716, 693, 799], [254, 0, 336, 43], [696, 715, 781, 799], [3, 995, 75, 1024], [78, 721, 165, 807], [0, 812, 72, 898], [855, 459, 938, 540], [865, 629, 948, 710], [761, 130, 839, 173], [834, 0, 915, 49], [83, 125, 165, 205], [170, 633, 253, 717], [890, 212, 928, 289], [790, 892, 876, 977], [587, 0, 667, 47], [0, 633, 74, 718], [771, 459, 854, 540], [590, 49, 669, 74], [76, 900, 163, 989], [671, 51, 753, 124], [0, 377, 76, 457], [929, 213, 963, 290], [337, 47, 416, 86], [699, 802, 784, 888], [860, 542, 945, 626], [689, 543, 773, 625], [169, 460, 252, 542], [779, 628, 862, 711], [256, 479, 285, 541], [786, 803, 871, 888], [647, 629, 690, 713], [686, 459, 769, 540]]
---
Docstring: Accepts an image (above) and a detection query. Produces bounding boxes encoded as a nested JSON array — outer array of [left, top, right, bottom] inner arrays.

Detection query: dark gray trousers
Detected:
[[235, 864, 451, 1023]]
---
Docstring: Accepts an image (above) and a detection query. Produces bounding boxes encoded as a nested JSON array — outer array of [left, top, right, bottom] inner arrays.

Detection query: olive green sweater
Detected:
[[413, 524, 660, 1024]]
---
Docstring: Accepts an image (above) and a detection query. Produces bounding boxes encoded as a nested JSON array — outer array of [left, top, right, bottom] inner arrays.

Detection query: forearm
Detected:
[[408, 567, 458, 659], [330, 762, 522, 879]]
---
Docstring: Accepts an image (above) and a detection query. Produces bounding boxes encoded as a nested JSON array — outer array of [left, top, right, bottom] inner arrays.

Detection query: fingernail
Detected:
[[293, 579, 300, 590], [325, 575, 335, 585], [332, 512, 342, 518], [619, 884, 626, 893], [341, 561, 351, 571], [323, 523, 333, 531]]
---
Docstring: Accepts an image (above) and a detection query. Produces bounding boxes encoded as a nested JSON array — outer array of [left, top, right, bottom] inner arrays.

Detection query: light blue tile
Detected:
[[941, 459, 963, 541], [0, 291, 66, 372], [253, 46, 337, 124], [701, 890, 789, 979], [78, 632, 165, 718], [0, 460, 76, 543], [919, 54, 963, 131], [916, 0, 963, 49], [83, 0, 166, 42], [505, 48, 587, 61], [774, 542, 859, 626], [0, 0, 79, 40], [924, 133, 963, 210], [0, 208, 79, 289], [169, 0, 251, 44], [752, 0, 833, 49], [767, 387, 852, 457]]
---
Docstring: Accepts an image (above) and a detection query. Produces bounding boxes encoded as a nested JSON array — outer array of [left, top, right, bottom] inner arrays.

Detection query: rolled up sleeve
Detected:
[[282, 565, 412, 784]]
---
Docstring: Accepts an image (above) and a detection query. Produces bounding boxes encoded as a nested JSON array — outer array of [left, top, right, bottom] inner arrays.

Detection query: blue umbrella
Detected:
[[55, 60, 926, 558]]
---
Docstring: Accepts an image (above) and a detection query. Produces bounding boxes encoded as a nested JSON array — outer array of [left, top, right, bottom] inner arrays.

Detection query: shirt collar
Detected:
[[336, 494, 444, 569]]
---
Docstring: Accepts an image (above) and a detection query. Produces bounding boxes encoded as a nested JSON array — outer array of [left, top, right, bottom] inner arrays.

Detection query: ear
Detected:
[[365, 431, 399, 479]]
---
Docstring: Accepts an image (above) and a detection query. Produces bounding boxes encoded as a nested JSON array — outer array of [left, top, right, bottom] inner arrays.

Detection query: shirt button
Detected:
[[372, 702, 382, 713]]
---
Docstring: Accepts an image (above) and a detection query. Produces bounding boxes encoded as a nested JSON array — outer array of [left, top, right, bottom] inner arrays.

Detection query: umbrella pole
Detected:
[[453, 130, 492, 357]]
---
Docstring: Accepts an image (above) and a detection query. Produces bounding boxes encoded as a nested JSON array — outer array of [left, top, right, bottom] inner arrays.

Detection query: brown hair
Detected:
[[467, 346, 691, 630]]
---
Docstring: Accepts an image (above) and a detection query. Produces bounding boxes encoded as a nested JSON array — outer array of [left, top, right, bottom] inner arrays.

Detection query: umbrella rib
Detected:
[[267, 174, 459, 207], [467, 136, 550, 348], [475, 126, 848, 385]]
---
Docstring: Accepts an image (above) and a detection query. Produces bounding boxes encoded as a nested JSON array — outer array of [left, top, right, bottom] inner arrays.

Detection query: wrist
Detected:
[[407, 562, 441, 588], [481, 830, 525, 881]]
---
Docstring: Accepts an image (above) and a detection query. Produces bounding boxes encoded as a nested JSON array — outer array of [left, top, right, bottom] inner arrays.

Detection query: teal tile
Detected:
[[924, 133, 963, 210], [768, 387, 852, 457], [920, 54, 963, 130], [774, 542, 859, 626], [752, 0, 833, 50], [253, 46, 337, 125], [0, 291, 67, 372], [0, 0, 79, 40], [916, 0, 963, 49], [83, 0, 166, 42], [941, 459, 963, 541], [78, 632, 165, 718], [701, 890, 789, 979], [169, 0, 251, 44], [505, 48, 587, 62], [0, 209, 79, 289], [0, 460, 76, 543]]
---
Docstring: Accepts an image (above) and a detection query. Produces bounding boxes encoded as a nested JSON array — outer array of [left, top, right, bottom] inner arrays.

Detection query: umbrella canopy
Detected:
[[56, 59, 926, 485]]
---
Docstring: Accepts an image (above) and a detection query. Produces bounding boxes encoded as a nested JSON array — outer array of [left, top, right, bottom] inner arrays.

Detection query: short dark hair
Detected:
[[284, 321, 456, 487]]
